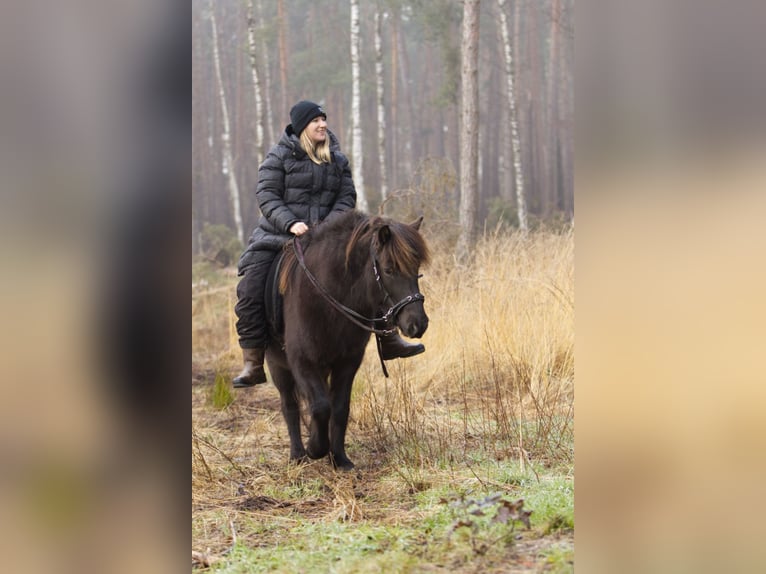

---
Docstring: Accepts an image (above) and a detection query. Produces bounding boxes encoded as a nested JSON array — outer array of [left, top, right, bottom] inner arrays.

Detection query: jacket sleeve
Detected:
[[255, 149, 300, 234], [326, 154, 357, 221]]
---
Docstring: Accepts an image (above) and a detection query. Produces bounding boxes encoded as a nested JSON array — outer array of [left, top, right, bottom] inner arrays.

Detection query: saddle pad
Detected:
[[264, 250, 285, 345]]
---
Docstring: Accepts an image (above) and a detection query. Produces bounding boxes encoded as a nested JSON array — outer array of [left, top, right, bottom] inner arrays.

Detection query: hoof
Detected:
[[330, 453, 355, 471], [289, 448, 308, 464], [306, 443, 329, 460]]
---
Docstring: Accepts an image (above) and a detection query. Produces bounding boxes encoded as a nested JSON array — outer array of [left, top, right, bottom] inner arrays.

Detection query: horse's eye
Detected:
[[383, 267, 393, 276]]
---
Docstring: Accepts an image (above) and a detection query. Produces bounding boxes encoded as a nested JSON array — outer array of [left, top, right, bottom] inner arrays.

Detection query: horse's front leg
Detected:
[[269, 364, 306, 462], [292, 359, 331, 460], [328, 357, 364, 470]]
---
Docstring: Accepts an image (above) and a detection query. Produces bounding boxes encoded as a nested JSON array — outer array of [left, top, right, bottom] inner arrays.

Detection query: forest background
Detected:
[[192, 0, 573, 255]]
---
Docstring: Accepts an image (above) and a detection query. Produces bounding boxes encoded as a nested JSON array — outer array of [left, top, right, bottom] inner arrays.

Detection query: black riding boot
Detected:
[[233, 347, 267, 388], [378, 331, 425, 360]]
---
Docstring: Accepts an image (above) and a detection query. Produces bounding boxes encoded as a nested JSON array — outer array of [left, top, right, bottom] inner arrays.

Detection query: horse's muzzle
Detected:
[[400, 312, 428, 339]]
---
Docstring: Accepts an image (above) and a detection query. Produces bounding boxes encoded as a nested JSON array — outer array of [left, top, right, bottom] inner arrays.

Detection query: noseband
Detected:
[[292, 237, 425, 336]]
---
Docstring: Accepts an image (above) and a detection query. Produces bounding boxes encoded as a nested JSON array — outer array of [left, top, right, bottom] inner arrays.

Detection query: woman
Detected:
[[233, 100, 424, 388]]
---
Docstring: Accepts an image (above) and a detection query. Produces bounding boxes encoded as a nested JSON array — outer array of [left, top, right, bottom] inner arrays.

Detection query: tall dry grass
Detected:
[[353, 226, 574, 472], [192, 225, 574, 472]]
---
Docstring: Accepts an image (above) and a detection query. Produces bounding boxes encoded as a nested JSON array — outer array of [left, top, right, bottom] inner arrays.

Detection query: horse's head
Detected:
[[371, 216, 431, 338]]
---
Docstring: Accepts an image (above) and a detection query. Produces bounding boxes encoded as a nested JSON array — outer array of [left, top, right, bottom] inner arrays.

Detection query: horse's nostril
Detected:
[[398, 312, 428, 338], [406, 320, 426, 338]]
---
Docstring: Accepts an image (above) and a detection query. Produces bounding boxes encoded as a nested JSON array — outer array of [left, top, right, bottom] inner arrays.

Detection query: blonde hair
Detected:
[[300, 129, 331, 165]]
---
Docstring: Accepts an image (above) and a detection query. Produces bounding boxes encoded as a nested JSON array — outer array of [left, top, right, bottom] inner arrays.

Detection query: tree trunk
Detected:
[[396, 18, 415, 181], [209, 0, 244, 244], [277, 0, 289, 119], [498, 0, 527, 231], [390, 11, 399, 192], [246, 0, 264, 166], [349, 0, 368, 211], [456, 0, 480, 261], [558, 0, 574, 220], [527, 1, 547, 219], [548, 0, 561, 215], [255, 0, 275, 146], [515, 0, 535, 215], [374, 9, 388, 206]]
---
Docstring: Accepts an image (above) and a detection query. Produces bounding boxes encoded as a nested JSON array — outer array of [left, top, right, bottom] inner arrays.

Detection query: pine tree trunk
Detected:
[[209, 0, 244, 244], [374, 9, 388, 206], [349, 0, 368, 211], [246, 0, 264, 165], [396, 21, 415, 180], [558, 0, 574, 220], [498, 0, 527, 231], [548, 0, 561, 214], [456, 0, 480, 261], [390, 11, 399, 192], [527, 1, 547, 219]]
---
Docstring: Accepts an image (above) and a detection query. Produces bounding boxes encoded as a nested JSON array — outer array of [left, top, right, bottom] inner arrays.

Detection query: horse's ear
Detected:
[[410, 216, 424, 231], [377, 224, 391, 245]]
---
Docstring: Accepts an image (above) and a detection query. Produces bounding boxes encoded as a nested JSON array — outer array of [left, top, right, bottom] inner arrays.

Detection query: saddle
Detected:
[[264, 250, 286, 347]]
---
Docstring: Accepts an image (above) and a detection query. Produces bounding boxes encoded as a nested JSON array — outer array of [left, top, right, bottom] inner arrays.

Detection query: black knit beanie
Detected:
[[289, 100, 326, 137]]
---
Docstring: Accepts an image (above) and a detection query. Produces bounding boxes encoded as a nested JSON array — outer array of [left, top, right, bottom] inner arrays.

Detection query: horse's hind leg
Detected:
[[269, 365, 306, 462], [328, 358, 363, 471]]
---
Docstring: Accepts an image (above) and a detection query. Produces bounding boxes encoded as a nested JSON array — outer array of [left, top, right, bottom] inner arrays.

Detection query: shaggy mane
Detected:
[[279, 210, 430, 294]]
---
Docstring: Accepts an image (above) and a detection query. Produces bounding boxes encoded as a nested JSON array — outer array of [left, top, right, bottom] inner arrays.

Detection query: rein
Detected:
[[292, 236, 425, 336]]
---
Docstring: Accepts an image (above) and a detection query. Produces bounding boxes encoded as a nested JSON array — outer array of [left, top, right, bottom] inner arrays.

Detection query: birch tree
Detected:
[[498, 0, 527, 231], [277, 0, 289, 119], [246, 0, 264, 165], [374, 8, 388, 205], [350, 0, 368, 211], [255, 0, 275, 146], [456, 0, 480, 261], [209, 0, 244, 244]]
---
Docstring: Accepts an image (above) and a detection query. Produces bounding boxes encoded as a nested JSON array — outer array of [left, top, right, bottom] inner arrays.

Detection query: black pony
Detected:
[[267, 210, 430, 470]]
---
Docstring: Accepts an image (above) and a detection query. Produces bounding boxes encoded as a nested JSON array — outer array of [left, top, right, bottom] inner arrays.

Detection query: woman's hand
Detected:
[[289, 221, 309, 236]]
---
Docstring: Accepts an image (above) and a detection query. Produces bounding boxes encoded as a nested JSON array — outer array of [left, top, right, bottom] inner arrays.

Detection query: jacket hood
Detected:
[[280, 126, 342, 155]]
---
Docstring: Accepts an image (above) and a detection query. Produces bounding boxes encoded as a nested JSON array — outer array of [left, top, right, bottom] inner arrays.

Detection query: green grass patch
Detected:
[[212, 521, 422, 574], [539, 544, 575, 573], [209, 372, 234, 410], [523, 476, 574, 534]]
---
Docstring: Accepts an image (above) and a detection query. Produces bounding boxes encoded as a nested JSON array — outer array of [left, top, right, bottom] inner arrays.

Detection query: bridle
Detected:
[[292, 237, 425, 336], [370, 244, 426, 325]]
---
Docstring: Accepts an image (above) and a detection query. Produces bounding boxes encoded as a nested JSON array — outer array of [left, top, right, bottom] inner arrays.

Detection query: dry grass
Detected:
[[191, 227, 574, 571], [349, 226, 574, 472]]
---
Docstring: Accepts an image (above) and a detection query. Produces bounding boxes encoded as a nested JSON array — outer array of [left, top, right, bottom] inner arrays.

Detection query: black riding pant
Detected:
[[235, 248, 278, 349]]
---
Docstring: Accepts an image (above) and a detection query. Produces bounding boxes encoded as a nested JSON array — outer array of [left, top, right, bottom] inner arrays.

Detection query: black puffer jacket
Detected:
[[239, 128, 356, 270]]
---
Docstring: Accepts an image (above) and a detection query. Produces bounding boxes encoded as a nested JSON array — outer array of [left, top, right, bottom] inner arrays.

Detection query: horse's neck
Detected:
[[311, 237, 375, 314]]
